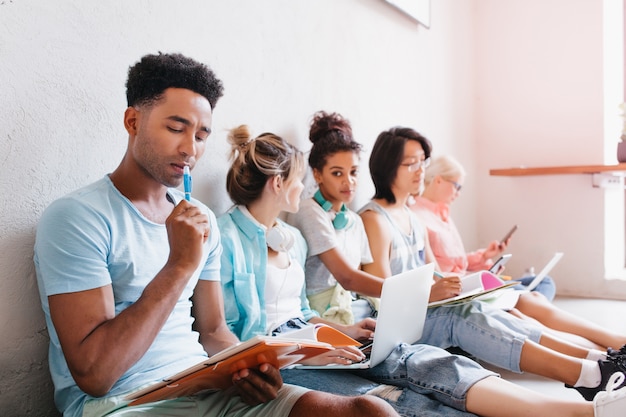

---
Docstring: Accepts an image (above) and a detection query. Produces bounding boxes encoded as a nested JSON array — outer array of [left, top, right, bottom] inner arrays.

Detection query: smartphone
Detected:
[[489, 253, 512, 274], [499, 224, 518, 246]]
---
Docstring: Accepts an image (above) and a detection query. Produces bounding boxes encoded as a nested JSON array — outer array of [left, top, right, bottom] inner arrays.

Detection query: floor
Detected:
[[479, 297, 626, 401]]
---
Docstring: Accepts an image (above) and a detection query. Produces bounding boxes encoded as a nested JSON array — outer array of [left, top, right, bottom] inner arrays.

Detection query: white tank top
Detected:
[[265, 259, 306, 333]]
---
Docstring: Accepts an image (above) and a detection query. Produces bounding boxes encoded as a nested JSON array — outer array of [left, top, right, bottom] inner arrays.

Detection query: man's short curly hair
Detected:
[[126, 52, 224, 109]]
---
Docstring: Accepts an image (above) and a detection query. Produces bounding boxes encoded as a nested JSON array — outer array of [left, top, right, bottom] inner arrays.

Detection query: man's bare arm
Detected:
[[192, 279, 284, 405], [49, 201, 209, 396], [192, 279, 240, 355]]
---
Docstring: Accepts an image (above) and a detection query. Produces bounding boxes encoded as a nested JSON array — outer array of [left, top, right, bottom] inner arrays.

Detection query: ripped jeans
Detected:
[[283, 343, 495, 417]]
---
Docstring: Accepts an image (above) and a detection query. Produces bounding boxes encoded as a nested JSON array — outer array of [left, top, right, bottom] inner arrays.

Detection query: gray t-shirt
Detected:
[[287, 198, 372, 295]]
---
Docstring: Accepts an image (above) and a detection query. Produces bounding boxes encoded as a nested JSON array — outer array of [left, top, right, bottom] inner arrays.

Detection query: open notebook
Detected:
[[124, 329, 356, 406], [428, 270, 518, 307], [479, 252, 564, 310], [294, 262, 435, 370]]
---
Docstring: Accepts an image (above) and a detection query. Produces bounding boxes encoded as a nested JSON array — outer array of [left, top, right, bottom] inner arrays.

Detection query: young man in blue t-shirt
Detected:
[[34, 52, 397, 417]]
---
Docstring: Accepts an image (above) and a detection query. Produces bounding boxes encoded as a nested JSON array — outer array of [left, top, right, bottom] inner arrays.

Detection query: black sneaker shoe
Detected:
[[566, 357, 626, 401], [607, 344, 626, 358]]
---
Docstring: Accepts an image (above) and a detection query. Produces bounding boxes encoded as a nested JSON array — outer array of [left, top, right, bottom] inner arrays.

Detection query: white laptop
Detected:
[[294, 262, 435, 370], [525, 252, 563, 291]]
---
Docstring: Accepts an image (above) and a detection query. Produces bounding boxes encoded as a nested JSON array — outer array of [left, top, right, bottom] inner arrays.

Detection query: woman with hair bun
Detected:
[[287, 111, 387, 324], [280, 113, 626, 417], [218, 124, 377, 358], [216, 124, 400, 417]]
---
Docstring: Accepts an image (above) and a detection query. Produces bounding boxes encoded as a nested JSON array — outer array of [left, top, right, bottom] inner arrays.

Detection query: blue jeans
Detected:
[[513, 275, 557, 301], [419, 300, 543, 373], [283, 344, 490, 417]]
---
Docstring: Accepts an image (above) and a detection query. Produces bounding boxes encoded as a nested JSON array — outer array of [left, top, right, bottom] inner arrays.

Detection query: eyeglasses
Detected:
[[401, 158, 431, 172], [443, 178, 462, 192]]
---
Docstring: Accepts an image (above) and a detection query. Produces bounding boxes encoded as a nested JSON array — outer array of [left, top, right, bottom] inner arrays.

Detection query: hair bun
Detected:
[[309, 111, 352, 144], [227, 125, 253, 148], [227, 125, 256, 165]]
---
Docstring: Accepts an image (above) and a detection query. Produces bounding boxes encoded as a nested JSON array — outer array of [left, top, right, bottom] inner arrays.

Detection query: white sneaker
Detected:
[[594, 372, 626, 416]]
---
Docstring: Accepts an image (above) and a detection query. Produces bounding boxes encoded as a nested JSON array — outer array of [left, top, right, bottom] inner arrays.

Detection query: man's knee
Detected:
[[291, 391, 398, 417], [347, 394, 398, 417]]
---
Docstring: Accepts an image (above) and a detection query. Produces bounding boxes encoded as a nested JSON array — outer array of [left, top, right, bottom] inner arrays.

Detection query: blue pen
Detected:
[[183, 166, 192, 201], [433, 271, 445, 279]]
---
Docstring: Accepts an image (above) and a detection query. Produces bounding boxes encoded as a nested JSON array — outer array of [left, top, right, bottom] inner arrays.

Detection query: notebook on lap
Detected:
[[294, 262, 435, 370], [479, 252, 564, 310]]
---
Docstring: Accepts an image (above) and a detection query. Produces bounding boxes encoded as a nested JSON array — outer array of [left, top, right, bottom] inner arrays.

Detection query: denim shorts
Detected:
[[283, 343, 491, 416], [418, 300, 542, 373]]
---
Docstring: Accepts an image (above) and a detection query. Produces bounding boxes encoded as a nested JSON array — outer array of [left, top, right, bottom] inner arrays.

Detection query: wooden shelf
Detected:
[[490, 164, 626, 176]]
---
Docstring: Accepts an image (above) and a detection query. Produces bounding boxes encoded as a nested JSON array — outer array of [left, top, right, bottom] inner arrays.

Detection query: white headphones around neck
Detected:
[[266, 223, 295, 252], [237, 205, 295, 252]]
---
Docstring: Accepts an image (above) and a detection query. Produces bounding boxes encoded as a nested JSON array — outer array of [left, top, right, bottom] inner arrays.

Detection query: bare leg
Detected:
[[544, 329, 605, 351], [509, 308, 605, 350], [466, 376, 591, 417], [504, 308, 597, 359], [289, 391, 398, 417], [539, 331, 595, 358], [519, 340, 583, 386], [515, 292, 626, 349]]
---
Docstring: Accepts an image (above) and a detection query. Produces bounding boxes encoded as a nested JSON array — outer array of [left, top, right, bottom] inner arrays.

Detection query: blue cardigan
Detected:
[[217, 206, 318, 341]]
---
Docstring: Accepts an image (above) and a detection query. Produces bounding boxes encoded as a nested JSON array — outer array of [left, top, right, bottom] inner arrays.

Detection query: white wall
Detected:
[[0, 0, 476, 414], [472, 0, 626, 298], [2, 0, 621, 414]]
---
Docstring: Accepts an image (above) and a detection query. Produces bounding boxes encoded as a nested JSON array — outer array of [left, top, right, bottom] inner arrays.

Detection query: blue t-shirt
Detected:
[[34, 176, 221, 417]]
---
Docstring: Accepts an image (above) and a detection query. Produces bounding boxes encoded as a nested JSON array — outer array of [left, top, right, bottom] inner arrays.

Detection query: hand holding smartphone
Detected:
[[498, 224, 518, 249], [489, 253, 512, 274]]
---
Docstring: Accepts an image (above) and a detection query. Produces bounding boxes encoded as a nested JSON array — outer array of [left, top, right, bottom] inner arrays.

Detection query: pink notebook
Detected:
[[428, 270, 517, 307]]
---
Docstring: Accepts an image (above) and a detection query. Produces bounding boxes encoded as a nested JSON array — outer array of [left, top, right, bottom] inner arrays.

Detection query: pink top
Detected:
[[410, 196, 492, 273]]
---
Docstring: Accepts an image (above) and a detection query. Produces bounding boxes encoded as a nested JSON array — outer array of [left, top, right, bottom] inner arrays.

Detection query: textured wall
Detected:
[[0, 0, 478, 414], [1, 0, 614, 415]]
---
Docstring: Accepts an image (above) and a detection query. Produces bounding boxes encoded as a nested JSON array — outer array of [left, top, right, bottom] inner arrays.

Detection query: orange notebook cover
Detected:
[[126, 328, 357, 406], [275, 323, 361, 347]]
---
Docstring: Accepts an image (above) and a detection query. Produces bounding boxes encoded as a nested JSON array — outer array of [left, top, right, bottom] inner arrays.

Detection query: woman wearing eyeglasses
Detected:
[[410, 154, 626, 353], [357, 126, 626, 401], [409, 154, 556, 299], [219, 120, 626, 417], [358, 128, 442, 292]]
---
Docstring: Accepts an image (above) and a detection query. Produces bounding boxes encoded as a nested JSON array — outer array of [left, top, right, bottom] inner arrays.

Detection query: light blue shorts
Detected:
[[82, 384, 309, 417]]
